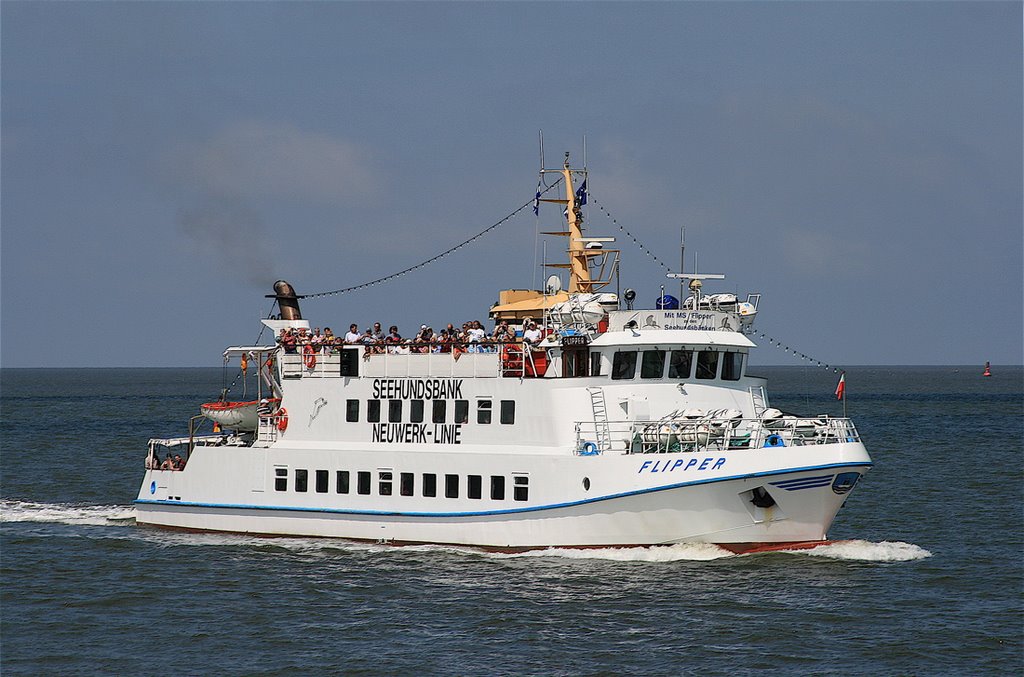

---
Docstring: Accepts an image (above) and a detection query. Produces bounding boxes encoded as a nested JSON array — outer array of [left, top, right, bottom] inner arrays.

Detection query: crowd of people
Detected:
[[277, 318, 546, 356], [147, 452, 186, 471]]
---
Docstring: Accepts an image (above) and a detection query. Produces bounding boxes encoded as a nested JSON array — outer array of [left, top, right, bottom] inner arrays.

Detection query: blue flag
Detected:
[[533, 181, 542, 216], [575, 179, 588, 206]]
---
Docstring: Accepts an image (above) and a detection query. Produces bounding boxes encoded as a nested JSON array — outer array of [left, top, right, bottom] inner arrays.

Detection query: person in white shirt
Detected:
[[523, 321, 542, 345], [344, 323, 362, 343]]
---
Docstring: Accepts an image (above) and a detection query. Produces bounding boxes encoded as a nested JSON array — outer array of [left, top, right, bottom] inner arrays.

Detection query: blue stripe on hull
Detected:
[[136, 461, 871, 519]]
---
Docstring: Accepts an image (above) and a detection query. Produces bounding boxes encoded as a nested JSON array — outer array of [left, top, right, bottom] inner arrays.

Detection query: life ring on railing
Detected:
[[763, 434, 784, 448], [277, 408, 289, 432], [303, 344, 316, 369], [580, 441, 599, 456]]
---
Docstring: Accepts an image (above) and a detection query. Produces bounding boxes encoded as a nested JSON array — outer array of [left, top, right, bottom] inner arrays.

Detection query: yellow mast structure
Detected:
[[538, 154, 592, 292], [489, 153, 618, 323]]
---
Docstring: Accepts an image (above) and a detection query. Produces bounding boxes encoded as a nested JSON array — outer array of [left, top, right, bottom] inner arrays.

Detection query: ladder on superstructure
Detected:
[[749, 384, 768, 417], [587, 387, 613, 452]]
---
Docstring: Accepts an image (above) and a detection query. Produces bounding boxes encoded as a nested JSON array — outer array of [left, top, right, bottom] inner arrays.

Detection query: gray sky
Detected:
[[2, 1, 1021, 368]]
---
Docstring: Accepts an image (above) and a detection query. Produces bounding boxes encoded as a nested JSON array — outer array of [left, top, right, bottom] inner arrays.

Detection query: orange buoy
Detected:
[[277, 408, 289, 431], [303, 344, 317, 369]]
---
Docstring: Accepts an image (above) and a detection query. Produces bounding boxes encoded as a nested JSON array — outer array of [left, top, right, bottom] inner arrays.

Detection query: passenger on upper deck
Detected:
[[322, 327, 337, 353], [493, 321, 513, 343], [344, 324, 361, 344], [279, 328, 298, 354], [467, 320, 486, 351], [371, 322, 384, 342], [523, 320, 542, 345]]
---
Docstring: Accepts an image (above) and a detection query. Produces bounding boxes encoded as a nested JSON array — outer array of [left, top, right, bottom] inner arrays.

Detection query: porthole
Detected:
[[583, 477, 591, 491]]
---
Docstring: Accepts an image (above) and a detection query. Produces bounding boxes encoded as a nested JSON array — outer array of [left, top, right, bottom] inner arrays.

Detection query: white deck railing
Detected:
[[278, 346, 538, 379], [574, 416, 860, 455]]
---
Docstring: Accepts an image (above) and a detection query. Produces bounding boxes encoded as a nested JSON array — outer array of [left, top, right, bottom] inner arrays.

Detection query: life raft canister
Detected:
[[303, 343, 316, 369], [277, 408, 289, 431]]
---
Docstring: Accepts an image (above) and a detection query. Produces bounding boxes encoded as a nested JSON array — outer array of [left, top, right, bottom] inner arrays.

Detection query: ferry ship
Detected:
[[135, 156, 872, 552]]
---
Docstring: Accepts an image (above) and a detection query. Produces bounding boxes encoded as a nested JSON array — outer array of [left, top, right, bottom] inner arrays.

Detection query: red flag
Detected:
[[835, 373, 846, 400]]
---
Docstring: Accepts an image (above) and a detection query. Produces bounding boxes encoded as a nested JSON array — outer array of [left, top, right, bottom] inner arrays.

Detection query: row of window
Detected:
[[611, 349, 743, 381], [275, 468, 529, 501], [348, 398, 516, 425]]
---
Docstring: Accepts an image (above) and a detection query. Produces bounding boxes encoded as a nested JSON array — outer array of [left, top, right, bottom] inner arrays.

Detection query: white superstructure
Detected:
[[135, 157, 871, 552]]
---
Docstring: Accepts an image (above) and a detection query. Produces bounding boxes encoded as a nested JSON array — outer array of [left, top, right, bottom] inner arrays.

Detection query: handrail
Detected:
[[276, 341, 549, 379], [574, 416, 860, 455]]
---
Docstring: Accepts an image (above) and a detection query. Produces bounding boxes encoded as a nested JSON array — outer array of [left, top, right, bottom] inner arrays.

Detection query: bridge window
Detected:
[[641, 350, 665, 379], [477, 400, 492, 424], [410, 400, 424, 423], [315, 470, 329, 493], [346, 399, 360, 422], [389, 399, 402, 423], [722, 352, 743, 381], [612, 351, 637, 380], [367, 400, 381, 423], [696, 350, 719, 379], [295, 469, 308, 493], [590, 351, 603, 376], [423, 473, 437, 497], [669, 350, 693, 379], [337, 470, 350, 494]]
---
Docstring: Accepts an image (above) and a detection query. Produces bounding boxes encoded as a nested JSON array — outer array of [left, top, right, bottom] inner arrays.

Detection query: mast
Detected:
[[561, 155, 591, 292], [538, 153, 594, 292]]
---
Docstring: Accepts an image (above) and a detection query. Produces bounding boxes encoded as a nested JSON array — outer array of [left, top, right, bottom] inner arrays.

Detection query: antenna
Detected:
[[679, 227, 686, 301], [538, 130, 545, 173]]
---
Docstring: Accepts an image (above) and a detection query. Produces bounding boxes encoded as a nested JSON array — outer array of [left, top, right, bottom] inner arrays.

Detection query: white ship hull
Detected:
[[136, 440, 869, 549]]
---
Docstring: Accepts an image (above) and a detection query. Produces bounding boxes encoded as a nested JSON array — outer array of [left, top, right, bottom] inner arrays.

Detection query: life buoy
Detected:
[[277, 408, 289, 431], [580, 441, 599, 456], [763, 434, 784, 448], [303, 344, 316, 369]]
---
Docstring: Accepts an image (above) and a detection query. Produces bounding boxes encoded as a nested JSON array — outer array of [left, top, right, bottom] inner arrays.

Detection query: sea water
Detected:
[[1, 366, 1021, 675]]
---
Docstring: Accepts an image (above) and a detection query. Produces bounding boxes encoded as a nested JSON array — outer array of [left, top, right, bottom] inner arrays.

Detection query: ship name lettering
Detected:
[[433, 424, 462, 444], [637, 457, 726, 474], [371, 423, 429, 444], [372, 378, 464, 400]]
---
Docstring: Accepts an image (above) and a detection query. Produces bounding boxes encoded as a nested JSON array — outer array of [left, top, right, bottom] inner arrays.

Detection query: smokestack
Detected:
[[272, 280, 302, 320]]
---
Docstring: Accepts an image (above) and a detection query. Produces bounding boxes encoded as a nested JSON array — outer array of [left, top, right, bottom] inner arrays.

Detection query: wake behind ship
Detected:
[[135, 155, 872, 551]]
